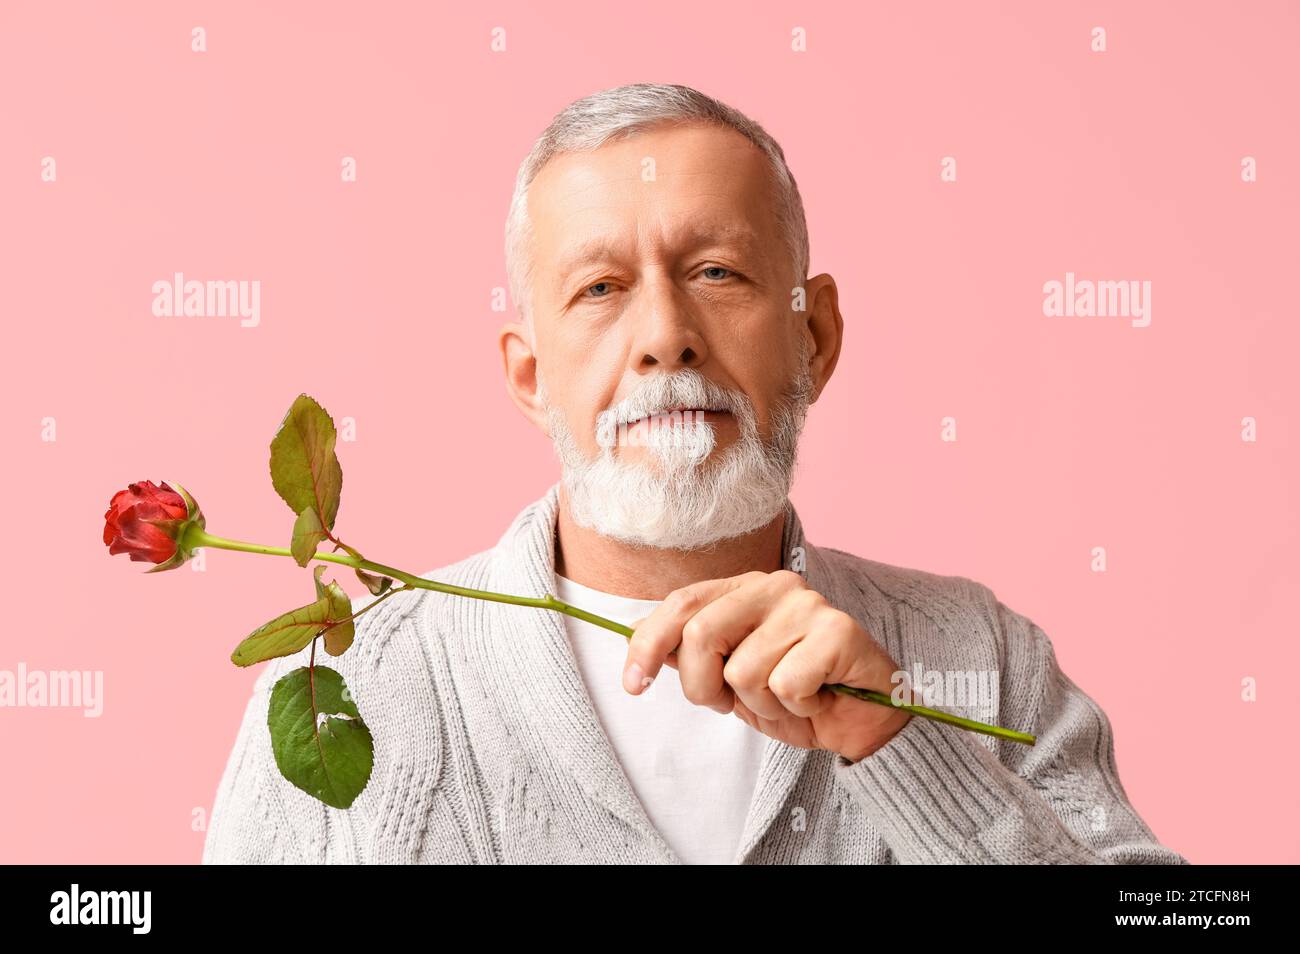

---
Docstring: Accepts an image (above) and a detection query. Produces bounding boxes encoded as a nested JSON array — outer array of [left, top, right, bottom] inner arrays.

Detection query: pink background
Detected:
[[2, 0, 1296, 863]]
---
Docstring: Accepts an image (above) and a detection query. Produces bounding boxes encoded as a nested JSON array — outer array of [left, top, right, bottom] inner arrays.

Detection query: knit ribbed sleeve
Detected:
[[830, 599, 1190, 864]]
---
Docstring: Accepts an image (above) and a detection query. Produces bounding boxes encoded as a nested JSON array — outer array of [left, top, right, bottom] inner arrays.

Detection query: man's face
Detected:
[[527, 121, 805, 465], [510, 120, 829, 549]]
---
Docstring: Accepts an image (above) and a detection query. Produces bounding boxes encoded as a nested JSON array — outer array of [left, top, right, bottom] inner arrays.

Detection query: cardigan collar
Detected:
[[480, 481, 830, 863]]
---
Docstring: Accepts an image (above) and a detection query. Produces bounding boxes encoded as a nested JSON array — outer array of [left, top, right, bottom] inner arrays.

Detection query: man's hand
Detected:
[[623, 570, 912, 763]]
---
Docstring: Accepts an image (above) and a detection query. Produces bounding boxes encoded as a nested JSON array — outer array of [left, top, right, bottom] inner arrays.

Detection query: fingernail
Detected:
[[624, 662, 648, 694]]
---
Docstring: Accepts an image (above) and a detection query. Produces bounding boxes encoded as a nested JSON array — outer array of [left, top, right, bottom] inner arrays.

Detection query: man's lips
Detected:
[[622, 407, 731, 427]]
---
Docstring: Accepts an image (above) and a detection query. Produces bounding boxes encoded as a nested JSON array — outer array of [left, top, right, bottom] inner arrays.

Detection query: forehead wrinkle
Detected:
[[538, 159, 772, 260], [531, 161, 644, 221]]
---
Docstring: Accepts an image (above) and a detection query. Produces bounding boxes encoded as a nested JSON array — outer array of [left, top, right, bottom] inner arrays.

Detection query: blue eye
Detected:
[[702, 266, 733, 280], [586, 282, 613, 297]]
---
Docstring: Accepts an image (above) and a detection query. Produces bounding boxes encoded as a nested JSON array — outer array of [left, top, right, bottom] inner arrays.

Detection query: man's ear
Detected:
[[802, 273, 844, 404], [499, 319, 550, 435]]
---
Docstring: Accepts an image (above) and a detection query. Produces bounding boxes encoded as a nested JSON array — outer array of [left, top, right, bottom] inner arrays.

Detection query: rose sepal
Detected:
[[140, 480, 207, 573]]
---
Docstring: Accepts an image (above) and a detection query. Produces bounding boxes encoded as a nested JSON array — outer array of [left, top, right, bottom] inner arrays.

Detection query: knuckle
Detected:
[[722, 654, 760, 691], [771, 569, 807, 590], [789, 587, 825, 613], [667, 587, 702, 617], [824, 606, 859, 636], [768, 669, 799, 701], [681, 614, 710, 647]]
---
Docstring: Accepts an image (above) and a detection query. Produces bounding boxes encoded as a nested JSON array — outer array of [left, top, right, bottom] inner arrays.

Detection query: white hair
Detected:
[[504, 82, 811, 333]]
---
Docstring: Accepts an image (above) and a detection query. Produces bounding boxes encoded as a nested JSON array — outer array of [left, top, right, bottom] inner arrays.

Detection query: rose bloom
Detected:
[[103, 480, 190, 565]]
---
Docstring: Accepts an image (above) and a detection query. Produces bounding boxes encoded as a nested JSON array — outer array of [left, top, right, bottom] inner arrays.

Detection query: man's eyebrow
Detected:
[[555, 224, 764, 276], [556, 237, 620, 275]]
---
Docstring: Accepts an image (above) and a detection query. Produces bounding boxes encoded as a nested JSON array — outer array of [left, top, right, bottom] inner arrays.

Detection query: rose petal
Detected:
[[111, 505, 177, 564]]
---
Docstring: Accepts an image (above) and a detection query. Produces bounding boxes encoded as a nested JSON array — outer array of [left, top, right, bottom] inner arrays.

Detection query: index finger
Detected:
[[622, 571, 768, 693]]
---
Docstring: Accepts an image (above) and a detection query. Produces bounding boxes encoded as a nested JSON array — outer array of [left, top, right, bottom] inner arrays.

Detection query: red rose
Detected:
[[103, 480, 204, 570]]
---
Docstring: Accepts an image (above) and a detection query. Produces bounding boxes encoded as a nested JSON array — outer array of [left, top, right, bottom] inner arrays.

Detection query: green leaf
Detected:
[[290, 507, 326, 567], [355, 567, 393, 597], [312, 563, 331, 600], [267, 666, 373, 810], [312, 565, 355, 657], [231, 596, 336, 667], [270, 394, 343, 532]]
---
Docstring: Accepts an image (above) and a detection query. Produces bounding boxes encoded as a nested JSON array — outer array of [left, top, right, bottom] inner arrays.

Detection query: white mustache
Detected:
[[597, 369, 740, 430]]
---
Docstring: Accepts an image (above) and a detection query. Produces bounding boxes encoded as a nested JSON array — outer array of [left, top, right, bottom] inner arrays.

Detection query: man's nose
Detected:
[[627, 279, 709, 373]]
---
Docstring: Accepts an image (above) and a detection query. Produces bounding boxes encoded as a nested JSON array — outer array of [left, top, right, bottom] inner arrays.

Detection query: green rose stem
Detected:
[[186, 525, 1037, 747]]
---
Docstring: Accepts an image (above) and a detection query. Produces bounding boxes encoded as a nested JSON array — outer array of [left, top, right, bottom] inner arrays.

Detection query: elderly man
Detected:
[[203, 83, 1187, 865]]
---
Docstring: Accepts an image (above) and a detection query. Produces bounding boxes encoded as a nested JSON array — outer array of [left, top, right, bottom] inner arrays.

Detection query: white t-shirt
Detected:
[[553, 572, 769, 864]]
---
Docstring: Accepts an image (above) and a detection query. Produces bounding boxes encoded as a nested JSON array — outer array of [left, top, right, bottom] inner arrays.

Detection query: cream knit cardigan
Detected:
[[203, 482, 1188, 864]]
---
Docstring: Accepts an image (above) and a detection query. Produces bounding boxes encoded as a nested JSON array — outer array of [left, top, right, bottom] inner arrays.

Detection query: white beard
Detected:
[[539, 346, 815, 551]]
